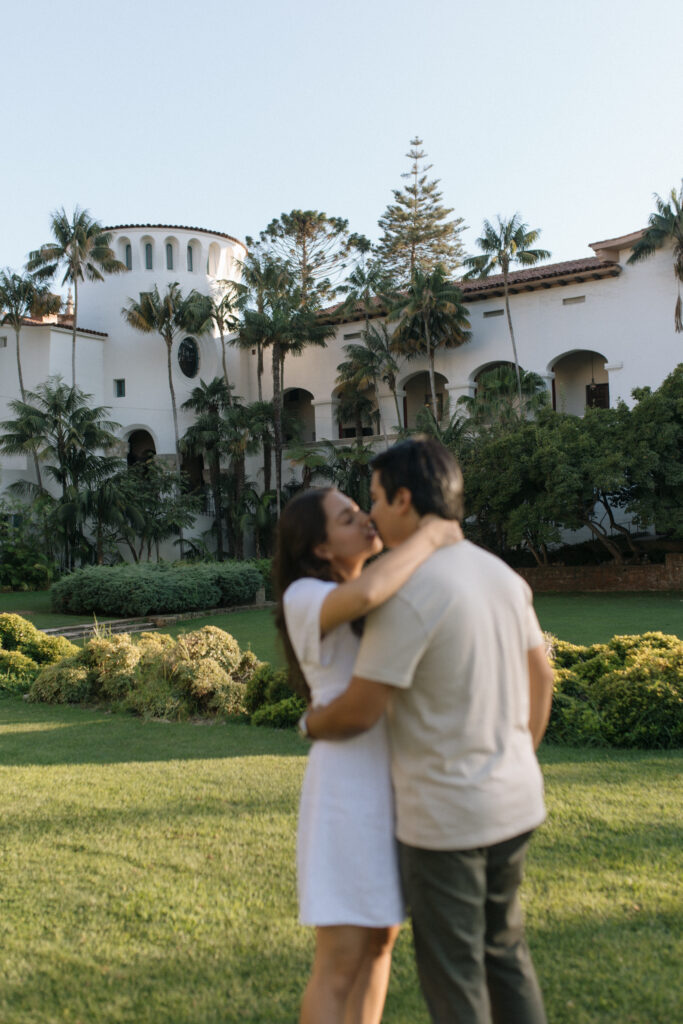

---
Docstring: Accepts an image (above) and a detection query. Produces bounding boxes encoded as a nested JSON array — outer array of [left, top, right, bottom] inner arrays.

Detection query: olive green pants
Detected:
[[398, 831, 547, 1024]]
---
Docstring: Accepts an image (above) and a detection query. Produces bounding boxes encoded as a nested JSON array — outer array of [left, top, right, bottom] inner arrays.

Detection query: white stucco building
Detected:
[[0, 221, 680, 503]]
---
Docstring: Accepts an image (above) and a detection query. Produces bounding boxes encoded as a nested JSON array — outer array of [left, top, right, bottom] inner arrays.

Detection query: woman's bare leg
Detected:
[[299, 925, 370, 1024], [343, 925, 401, 1024]]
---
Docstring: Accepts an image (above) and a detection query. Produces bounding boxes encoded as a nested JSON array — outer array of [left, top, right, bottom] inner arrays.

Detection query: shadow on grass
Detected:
[[0, 699, 307, 766]]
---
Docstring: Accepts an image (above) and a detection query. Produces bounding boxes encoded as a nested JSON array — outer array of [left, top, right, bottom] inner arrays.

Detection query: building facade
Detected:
[[0, 222, 679, 500]]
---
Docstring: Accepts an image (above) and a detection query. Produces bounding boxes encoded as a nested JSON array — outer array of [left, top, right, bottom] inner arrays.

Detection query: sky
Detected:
[[2, 0, 682, 279]]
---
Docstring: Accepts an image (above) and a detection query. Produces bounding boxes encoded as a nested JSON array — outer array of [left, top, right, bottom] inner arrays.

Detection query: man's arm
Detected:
[[528, 643, 555, 749], [305, 676, 393, 739]]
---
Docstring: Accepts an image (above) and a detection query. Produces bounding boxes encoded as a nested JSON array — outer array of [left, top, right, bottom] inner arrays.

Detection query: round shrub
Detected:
[[30, 659, 92, 704], [81, 634, 142, 701], [0, 649, 40, 695], [245, 663, 292, 714], [252, 695, 306, 728], [176, 626, 242, 673], [0, 613, 78, 665]]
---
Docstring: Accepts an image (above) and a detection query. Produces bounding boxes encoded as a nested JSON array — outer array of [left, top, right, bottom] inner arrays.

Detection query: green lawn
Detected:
[[0, 698, 680, 1024], [2, 590, 681, 659]]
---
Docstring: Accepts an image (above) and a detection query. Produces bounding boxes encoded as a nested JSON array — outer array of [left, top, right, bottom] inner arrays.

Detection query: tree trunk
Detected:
[[72, 276, 78, 387], [503, 270, 523, 411], [425, 319, 438, 420], [211, 453, 224, 560], [374, 375, 389, 449], [220, 332, 233, 406], [234, 455, 246, 559], [165, 335, 184, 557], [272, 341, 283, 517], [257, 341, 263, 401], [263, 437, 272, 492]]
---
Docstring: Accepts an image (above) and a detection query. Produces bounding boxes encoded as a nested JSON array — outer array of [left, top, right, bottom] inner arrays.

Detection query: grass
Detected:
[[2, 589, 682, 656], [0, 698, 681, 1024]]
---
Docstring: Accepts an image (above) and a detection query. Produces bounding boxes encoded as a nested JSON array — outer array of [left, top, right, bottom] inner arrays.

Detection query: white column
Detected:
[[312, 399, 339, 442], [376, 389, 405, 437], [446, 382, 475, 417]]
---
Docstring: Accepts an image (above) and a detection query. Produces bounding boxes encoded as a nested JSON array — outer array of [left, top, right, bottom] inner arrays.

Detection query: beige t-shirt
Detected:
[[354, 540, 546, 851]]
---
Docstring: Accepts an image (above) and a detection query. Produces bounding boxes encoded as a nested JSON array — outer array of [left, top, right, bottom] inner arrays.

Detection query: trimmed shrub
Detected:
[[252, 695, 306, 729], [247, 559, 274, 601], [50, 562, 261, 617], [30, 659, 92, 704], [0, 613, 77, 664], [0, 649, 40, 696], [548, 632, 683, 749], [245, 663, 293, 714]]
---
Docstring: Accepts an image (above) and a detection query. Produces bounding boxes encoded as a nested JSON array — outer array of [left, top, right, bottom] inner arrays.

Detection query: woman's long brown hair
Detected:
[[273, 488, 335, 702]]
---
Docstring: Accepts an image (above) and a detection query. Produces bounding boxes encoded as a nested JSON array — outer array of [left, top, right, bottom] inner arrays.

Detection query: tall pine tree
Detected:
[[377, 137, 465, 283]]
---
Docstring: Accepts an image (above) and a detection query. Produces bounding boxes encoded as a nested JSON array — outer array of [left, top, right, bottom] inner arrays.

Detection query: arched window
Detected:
[[125, 244, 132, 270], [166, 243, 173, 270], [186, 244, 194, 272], [145, 243, 153, 270], [178, 337, 200, 378]]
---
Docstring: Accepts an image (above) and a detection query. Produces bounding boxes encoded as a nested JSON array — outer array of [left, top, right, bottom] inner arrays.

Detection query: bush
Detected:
[[252, 695, 306, 728], [548, 632, 683, 749], [0, 613, 77, 664], [247, 559, 274, 601], [244, 663, 293, 714], [50, 562, 262, 617], [28, 623, 263, 722], [0, 649, 40, 696]]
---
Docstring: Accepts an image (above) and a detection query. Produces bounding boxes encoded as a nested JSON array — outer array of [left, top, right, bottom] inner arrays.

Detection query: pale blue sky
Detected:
[[3, 0, 682, 278]]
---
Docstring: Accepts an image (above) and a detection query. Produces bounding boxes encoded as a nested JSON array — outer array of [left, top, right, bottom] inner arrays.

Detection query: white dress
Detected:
[[283, 577, 405, 927]]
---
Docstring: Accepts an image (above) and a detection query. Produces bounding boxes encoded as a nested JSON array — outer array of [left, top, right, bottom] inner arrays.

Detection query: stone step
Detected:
[[42, 620, 158, 641]]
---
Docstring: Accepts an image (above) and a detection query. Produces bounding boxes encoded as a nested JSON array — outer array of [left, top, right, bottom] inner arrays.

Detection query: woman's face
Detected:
[[315, 489, 382, 575]]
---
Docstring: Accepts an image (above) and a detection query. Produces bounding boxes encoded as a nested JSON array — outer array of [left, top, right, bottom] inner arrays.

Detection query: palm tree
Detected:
[[463, 215, 550, 406], [0, 377, 122, 568], [209, 281, 240, 398], [338, 322, 404, 443], [627, 181, 683, 332], [457, 365, 550, 429], [221, 401, 260, 558], [235, 252, 292, 400], [334, 377, 376, 441], [26, 207, 126, 385], [239, 486, 277, 558], [0, 269, 61, 489], [390, 265, 471, 420], [245, 400, 275, 492], [240, 280, 334, 515], [181, 377, 233, 560], [122, 283, 212, 475]]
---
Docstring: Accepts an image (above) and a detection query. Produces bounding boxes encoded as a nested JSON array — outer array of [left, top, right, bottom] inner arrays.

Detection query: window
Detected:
[[483, 309, 504, 318], [178, 337, 199, 378], [0, 336, 7, 349], [145, 243, 153, 270], [563, 295, 586, 306], [114, 379, 126, 398], [187, 244, 194, 272], [586, 382, 609, 409], [343, 331, 362, 340], [166, 243, 173, 270]]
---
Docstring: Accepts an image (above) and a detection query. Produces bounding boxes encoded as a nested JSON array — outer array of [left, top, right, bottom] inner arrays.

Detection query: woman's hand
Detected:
[[419, 514, 463, 549]]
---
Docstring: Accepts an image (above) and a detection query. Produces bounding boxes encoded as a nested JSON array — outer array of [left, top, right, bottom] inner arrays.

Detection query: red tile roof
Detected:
[[105, 223, 246, 248], [19, 317, 108, 337]]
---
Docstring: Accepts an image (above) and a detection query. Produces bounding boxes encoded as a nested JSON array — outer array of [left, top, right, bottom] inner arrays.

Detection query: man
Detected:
[[303, 437, 554, 1024]]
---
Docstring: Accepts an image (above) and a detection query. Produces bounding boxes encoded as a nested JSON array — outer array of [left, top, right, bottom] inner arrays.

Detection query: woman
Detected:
[[274, 486, 461, 1024]]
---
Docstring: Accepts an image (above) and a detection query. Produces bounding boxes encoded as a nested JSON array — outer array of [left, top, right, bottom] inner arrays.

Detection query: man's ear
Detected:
[[392, 486, 414, 515]]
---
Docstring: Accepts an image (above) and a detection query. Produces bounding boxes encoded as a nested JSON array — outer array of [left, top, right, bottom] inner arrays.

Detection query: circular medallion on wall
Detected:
[[178, 337, 200, 378]]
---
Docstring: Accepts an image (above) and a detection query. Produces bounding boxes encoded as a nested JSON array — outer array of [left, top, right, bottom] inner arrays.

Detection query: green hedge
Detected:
[[548, 632, 683, 749], [50, 561, 262, 617]]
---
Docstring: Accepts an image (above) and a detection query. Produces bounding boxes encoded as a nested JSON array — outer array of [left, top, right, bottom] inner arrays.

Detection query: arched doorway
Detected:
[[402, 371, 448, 428], [283, 388, 316, 442], [551, 351, 609, 415], [127, 429, 156, 466]]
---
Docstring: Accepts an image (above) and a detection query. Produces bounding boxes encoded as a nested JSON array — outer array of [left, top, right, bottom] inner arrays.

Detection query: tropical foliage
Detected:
[[627, 180, 683, 331], [26, 207, 126, 385]]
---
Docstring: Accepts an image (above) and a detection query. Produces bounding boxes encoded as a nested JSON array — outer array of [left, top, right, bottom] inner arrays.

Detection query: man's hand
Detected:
[[306, 677, 392, 740]]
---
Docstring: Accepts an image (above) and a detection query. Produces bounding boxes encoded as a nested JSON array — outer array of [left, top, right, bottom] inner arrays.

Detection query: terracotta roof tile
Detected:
[[105, 223, 246, 249]]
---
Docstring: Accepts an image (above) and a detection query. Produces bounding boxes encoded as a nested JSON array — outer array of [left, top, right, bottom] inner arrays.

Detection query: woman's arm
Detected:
[[319, 517, 462, 635], [528, 644, 555, 750]]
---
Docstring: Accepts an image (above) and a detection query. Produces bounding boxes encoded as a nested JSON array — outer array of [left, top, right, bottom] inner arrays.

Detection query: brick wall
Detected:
[[517, 553, 683, 592]]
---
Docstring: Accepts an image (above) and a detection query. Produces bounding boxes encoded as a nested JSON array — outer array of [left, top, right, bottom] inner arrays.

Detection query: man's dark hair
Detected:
[[371, 436, 464, 521]]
